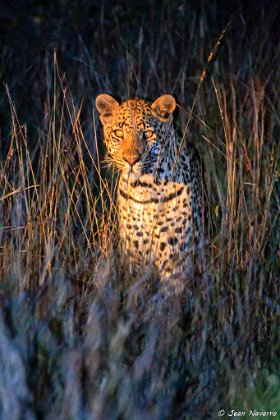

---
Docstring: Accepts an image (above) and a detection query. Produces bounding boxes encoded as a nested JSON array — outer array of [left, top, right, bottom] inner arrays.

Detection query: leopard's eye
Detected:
[[114, 129, 124, 138], [144, 129, 154, 139]]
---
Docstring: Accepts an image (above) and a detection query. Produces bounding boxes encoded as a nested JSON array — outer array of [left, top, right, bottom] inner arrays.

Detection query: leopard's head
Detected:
[[96, 94, 176, 181]]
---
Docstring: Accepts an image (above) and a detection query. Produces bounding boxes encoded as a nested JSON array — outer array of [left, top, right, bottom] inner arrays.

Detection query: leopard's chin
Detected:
[[126, 171, 141, 183], [121, 164, 143, 182]]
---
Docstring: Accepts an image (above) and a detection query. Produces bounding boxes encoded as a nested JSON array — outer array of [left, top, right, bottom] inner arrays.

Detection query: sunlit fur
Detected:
[[96, 95, 204, 293], [101, 98, 175, 181]]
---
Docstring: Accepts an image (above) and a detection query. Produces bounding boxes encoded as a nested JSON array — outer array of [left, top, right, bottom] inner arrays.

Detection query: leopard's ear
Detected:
[[151, 94, 176, 121], [96, 94, 119, 125]]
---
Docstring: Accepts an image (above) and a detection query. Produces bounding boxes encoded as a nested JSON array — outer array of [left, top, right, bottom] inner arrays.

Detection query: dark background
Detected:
[[0, 0, 279, 142]]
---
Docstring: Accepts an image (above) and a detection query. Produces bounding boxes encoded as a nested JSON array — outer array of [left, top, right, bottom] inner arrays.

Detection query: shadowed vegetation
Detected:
[[0, 1, 279, 418]]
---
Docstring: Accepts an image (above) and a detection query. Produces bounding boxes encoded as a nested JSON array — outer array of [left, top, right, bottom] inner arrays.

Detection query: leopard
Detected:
[[96, 93, 205, 293]]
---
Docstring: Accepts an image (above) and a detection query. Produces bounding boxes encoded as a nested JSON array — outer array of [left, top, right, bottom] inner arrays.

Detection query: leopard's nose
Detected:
[[124, 156, 140, 168]]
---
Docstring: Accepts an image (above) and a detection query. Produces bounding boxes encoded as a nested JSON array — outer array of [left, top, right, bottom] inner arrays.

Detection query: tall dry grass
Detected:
[[0, 1, 279, 418]]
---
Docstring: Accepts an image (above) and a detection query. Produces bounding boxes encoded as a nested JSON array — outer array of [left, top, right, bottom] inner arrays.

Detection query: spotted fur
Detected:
[[96, 94, 204, 293]]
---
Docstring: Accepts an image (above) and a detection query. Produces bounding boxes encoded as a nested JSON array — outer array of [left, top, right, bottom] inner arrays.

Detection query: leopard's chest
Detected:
[[117, 174, 193, 265]]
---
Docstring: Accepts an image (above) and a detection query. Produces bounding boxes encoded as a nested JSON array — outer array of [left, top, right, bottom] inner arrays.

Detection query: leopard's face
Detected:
[[96, 94, 176, 181]]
